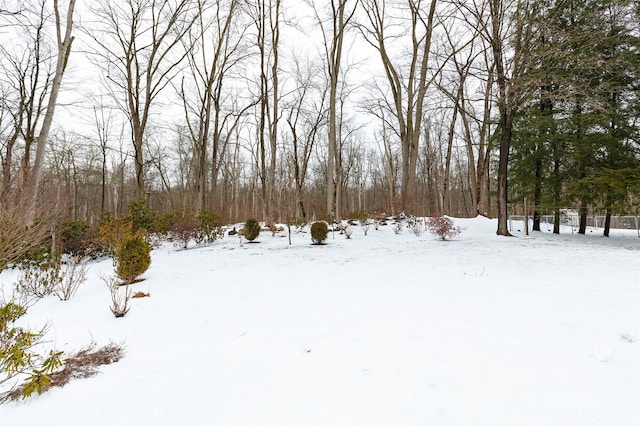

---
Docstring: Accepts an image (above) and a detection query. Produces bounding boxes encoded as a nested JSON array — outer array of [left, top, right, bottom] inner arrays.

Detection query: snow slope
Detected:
[[1, 217, 639, 426]]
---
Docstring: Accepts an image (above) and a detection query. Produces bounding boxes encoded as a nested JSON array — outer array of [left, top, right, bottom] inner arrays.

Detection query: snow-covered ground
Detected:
[[1, 216, 639, 426]]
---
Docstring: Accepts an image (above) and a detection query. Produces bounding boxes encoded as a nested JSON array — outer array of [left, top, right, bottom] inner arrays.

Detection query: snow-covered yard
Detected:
[[1, 216, 639, 426]]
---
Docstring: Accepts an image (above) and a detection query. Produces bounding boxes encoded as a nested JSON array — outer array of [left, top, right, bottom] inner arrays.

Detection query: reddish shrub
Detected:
[[426, 214, 461, 240]]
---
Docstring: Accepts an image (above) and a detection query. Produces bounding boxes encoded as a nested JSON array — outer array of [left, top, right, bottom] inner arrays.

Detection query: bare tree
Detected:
[[0, 0, 53, 203], [247, 0, 282, 224], [434, 8, 490, 216], [457, 0, 537, 234], [358, 0, 438, 215], [92, 99, 117, 217], [179, 0, 254, 213], [308, 0, 359, 221], [86, 0, 197, 199], [23, 0, 76, 223], [285, 55, 327, 221]]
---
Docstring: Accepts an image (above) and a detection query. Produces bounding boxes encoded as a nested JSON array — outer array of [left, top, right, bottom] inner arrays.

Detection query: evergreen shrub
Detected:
[[311, 221, 328, 244], [0, 302, 63, 401], [127, 199, 157, 233], [60, 219, 93, 256], [196, 210, 223, 244], [244, 219, 261, 242], [115, 236, 151, 284]]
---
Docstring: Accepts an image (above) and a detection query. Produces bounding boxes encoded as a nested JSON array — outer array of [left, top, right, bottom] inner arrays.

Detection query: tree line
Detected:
[[0, 0, 638, 238]]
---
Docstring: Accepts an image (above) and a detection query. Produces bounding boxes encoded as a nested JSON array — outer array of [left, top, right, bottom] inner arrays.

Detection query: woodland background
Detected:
[[0, 0, 638, 237]]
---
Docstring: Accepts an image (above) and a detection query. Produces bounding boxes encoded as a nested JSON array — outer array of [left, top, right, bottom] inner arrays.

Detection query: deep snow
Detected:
[[1, 216, 639, 426]]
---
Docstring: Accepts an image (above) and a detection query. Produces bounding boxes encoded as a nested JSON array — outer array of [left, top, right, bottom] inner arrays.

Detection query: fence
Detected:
[[508, 214, 640, 236]]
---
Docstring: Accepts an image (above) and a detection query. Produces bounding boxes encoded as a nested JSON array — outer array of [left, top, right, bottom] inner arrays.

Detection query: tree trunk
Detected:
[[442, 101, 458, 215], [533, 155, 542, 231], [25, 0, 76, 223], [603, 209, 611, 237], [495, 113, 513, 236], [578, 204, 588, 234]]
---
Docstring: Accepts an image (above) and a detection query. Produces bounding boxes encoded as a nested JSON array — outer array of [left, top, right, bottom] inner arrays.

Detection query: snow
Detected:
[[1, 216, 639, 426]]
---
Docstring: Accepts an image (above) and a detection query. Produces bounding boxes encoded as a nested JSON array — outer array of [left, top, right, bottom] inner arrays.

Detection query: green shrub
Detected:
[[348, 210, 368, 224], [310, 221, 329, 244], [244, 218, 261, 242], [14, 254, 61, 299], [61, 219, 94, 256], [15, 246, 53, 270], [155, 211, 179, 235], [0, 302, 63, 401], [115, 236, 151, 284], [196, 210, 223, 245], [127, 199, 157, 233]]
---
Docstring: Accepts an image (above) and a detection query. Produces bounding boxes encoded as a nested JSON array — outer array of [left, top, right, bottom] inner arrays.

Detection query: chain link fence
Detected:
[[508, 213, 640, 236]]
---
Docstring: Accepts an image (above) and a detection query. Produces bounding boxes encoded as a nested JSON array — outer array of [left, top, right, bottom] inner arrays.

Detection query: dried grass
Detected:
[[131, 291, 150, 298]]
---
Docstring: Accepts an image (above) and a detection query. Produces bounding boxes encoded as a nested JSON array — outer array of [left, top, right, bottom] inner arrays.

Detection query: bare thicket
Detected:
[[0, 196, 54, 273], [426, 214, 461, 240], [14, 254, 88, 302], [360, 219, 370, 236], [52, 256, 88, 301], [14, 261, 57, 300], [409, 217, 424, 236], [101, 274, 131, 318]]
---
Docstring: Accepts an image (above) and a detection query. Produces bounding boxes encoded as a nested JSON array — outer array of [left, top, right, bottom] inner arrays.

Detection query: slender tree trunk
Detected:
[[25, 0, 76, 223], [533, 155, 542, 231], [325, 0, 355, 222], [603, 208, 611, 237], [442, 101, 459, 215]]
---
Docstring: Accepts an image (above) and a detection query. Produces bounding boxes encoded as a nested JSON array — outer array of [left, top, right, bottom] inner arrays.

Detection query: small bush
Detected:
[[426, 214, 461, 240], [196, 210, 223, 245], [244, 219, 261, 242], [393, 221, 403, 234], [115, 236, 151, 284], [127, 199, 157, 233], [154, 211, 182, 236], [1, 342, 124, 403], [102, 274, 131, 318], [60, 220, 94, 257], [15, 254, 88, 302], [310, 221, 329, 244], [348, 210, 368, 224], [0, 301, 62, 401], [170, 217, 199, 249], [95, 214, 136, 258], [408, 217, 424, 236], [52, 256, 89, 301], [291, 216, 308, 231], [360, 219, 371, 236]]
